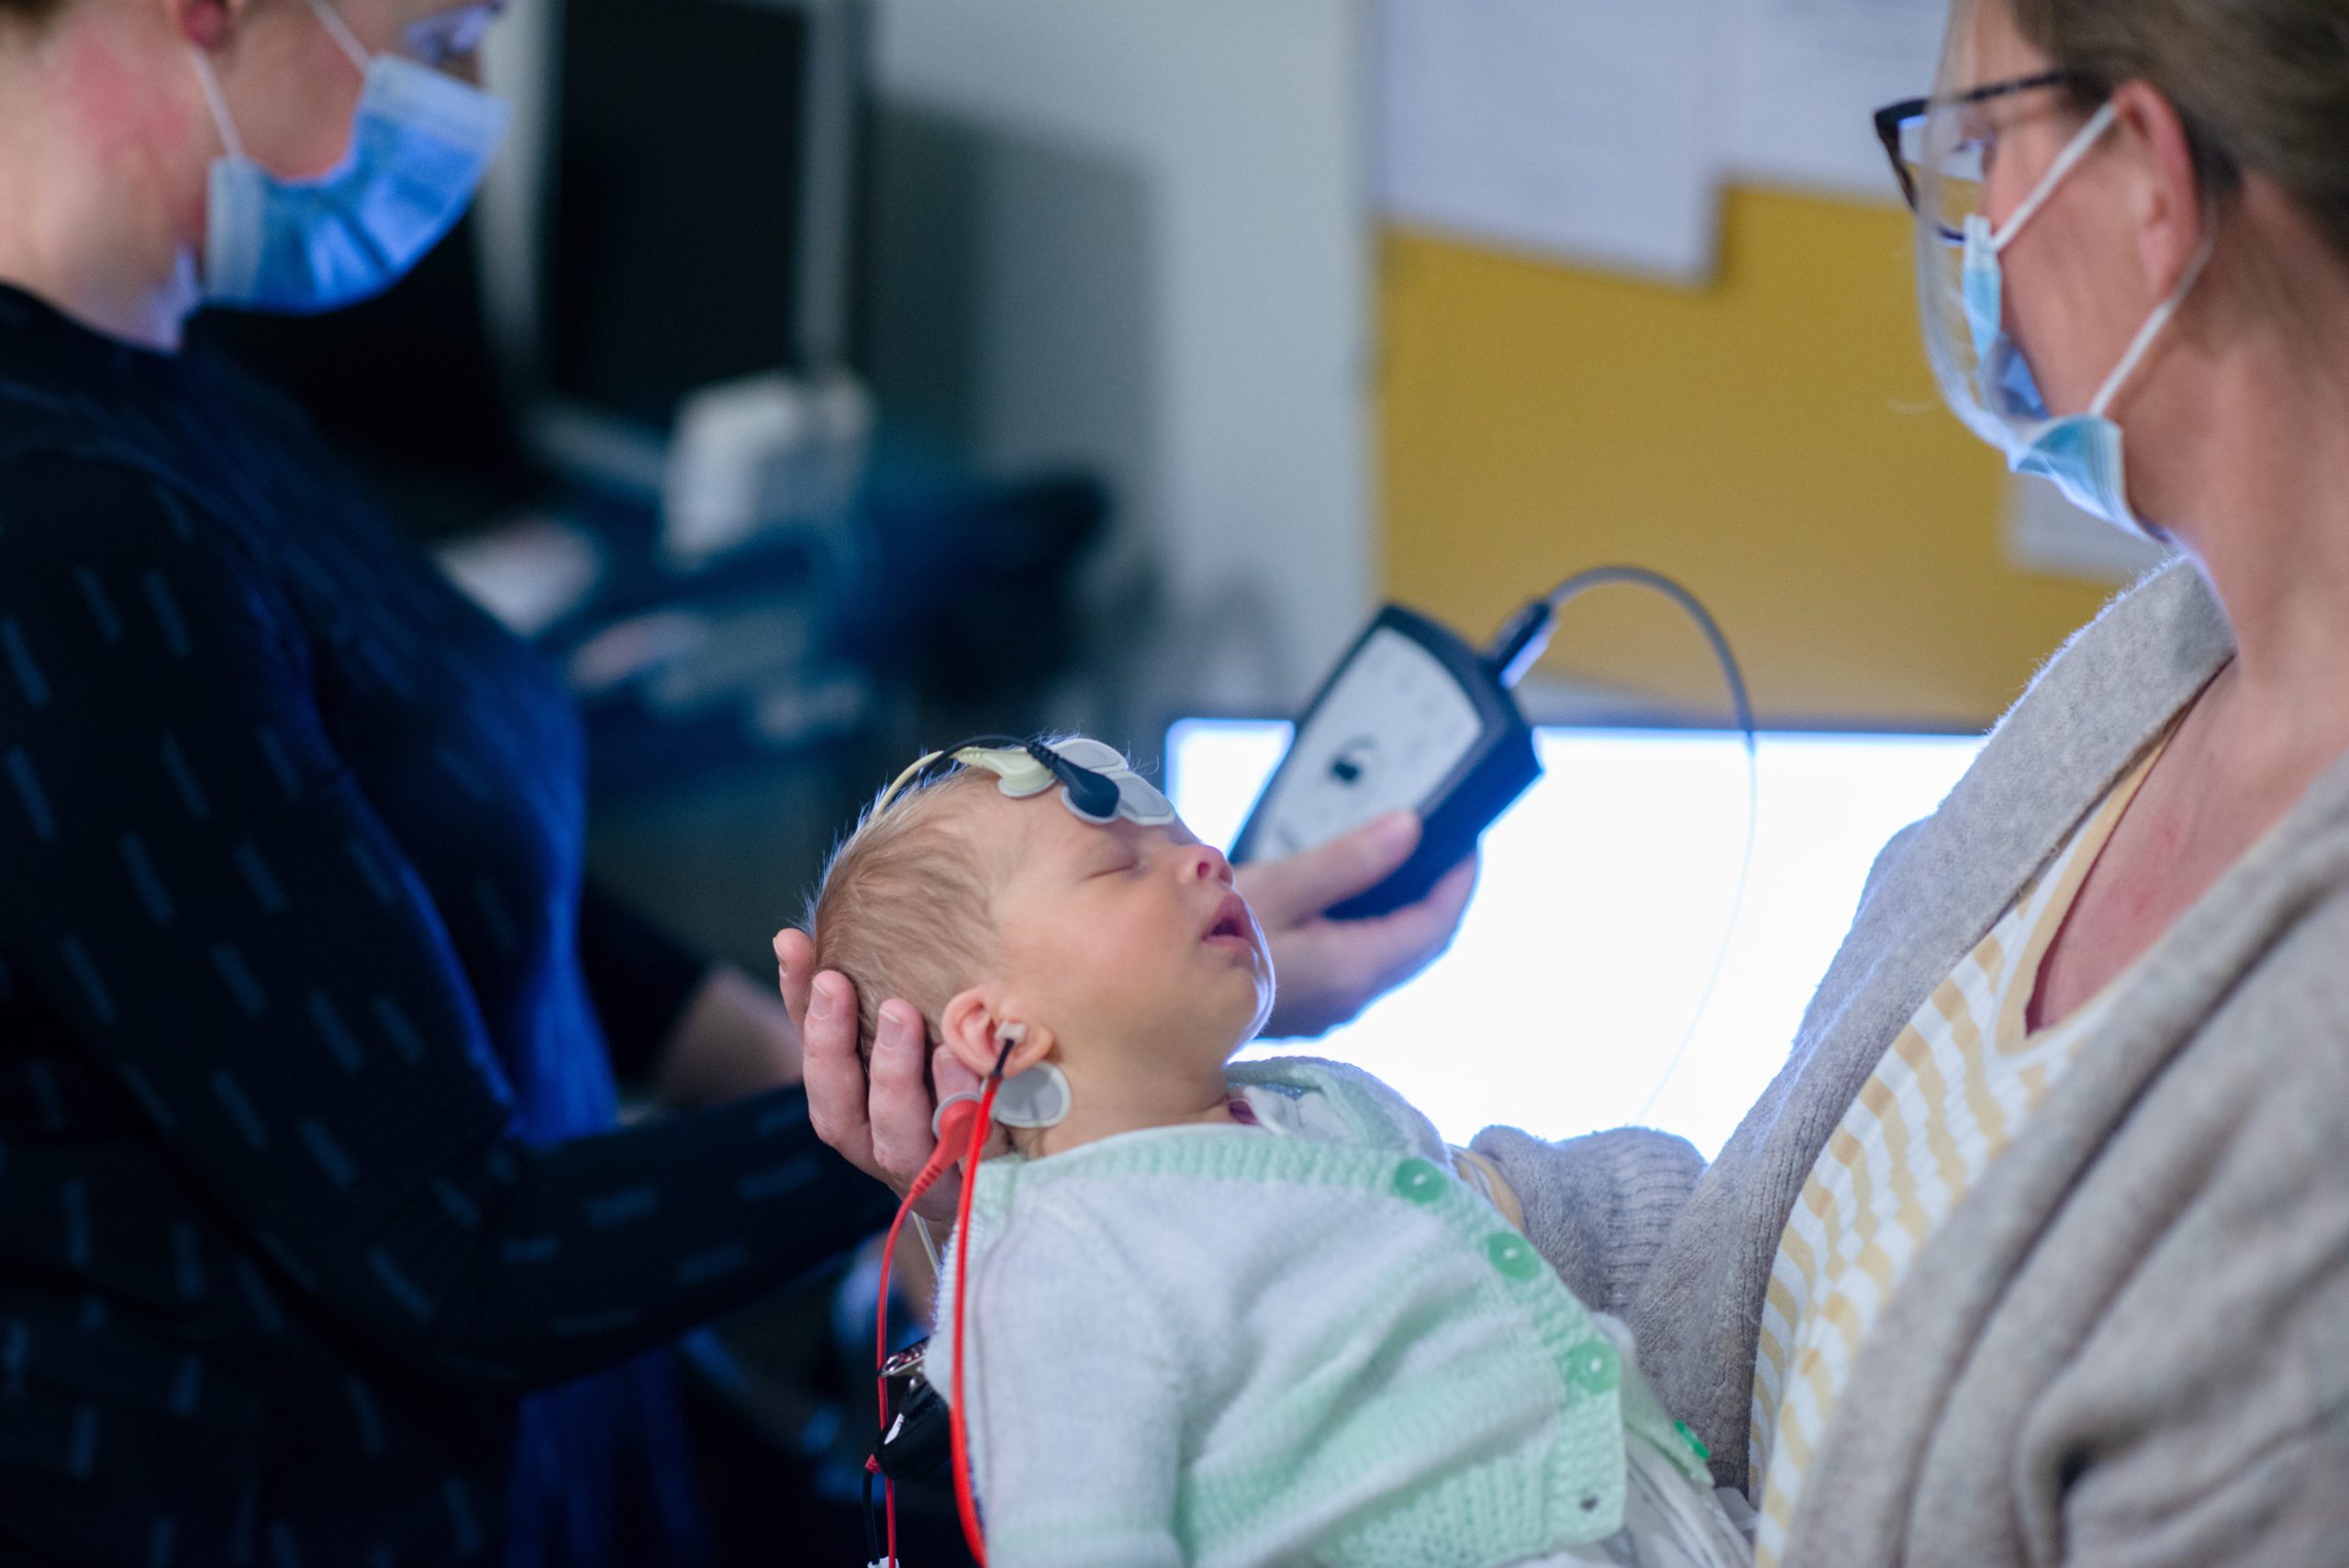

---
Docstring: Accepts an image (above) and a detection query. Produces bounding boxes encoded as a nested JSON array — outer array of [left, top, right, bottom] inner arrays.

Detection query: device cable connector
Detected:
[[1483, 598, 1560, 689]]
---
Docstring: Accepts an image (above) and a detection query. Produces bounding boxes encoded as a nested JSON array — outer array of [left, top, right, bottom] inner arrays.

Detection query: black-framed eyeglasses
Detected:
[[1873, 69, 2092, 240]]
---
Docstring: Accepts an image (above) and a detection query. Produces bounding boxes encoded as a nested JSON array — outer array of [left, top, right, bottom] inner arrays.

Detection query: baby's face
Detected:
[[974, 789, 1273, 1064]]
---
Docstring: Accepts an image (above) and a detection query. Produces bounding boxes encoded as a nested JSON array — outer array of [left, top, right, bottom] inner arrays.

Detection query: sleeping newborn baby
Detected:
[[807, 737, 1749, 1568]]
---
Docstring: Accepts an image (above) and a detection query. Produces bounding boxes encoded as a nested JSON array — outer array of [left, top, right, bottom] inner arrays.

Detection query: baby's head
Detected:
[[807, 741, 1274, 1135]]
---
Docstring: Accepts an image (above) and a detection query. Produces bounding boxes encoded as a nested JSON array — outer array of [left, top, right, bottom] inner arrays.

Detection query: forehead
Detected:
[[1957, 0, 2044, 83]]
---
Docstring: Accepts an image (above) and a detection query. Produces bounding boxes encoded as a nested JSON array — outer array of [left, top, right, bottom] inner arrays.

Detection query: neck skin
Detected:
[[1014, 1043, 1241, 1161], [0, 14, 212, 350], [2133, 182, 2349, 783]]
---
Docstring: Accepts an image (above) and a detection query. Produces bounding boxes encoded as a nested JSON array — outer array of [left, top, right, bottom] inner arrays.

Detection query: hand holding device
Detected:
[[1238, 816, 1478, 1038]]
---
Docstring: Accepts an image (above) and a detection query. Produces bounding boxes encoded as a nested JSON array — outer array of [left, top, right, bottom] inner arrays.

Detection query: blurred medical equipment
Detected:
[[479, 0, 869, 548], [662, 370, 874, 571]]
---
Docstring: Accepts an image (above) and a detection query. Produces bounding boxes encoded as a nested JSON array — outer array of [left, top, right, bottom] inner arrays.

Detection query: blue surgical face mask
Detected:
[[1943, 99, 2214, 539], [189, 0, 509, 314]]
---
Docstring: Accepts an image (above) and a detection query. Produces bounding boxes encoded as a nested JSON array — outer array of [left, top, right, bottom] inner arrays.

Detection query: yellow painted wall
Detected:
[[1377, 187, 2118, 729]]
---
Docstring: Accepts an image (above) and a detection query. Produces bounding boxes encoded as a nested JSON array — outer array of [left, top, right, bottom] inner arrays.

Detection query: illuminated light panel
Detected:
[[1166, 720, 1980, 1157]]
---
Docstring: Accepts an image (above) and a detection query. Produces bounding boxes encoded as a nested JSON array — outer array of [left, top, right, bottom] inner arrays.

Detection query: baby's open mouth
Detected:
[[1205, 893, 1252, 946]]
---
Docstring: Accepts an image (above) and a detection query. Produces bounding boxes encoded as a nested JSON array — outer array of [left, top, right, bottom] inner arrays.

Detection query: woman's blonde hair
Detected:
[[2004, 0, 2349, 259]]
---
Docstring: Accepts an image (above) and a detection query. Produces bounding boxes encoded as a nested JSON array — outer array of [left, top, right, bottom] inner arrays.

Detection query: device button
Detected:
[[1391, 1159, 1446, 1204], [1485, 1231, 1541, 1282], [1565, 1339, 1621, 1395]]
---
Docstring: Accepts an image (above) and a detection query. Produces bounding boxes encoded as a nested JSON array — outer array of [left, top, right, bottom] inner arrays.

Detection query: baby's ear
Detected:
[[940, 988, 1053, 1081], [938, 989, 1003, 1080]]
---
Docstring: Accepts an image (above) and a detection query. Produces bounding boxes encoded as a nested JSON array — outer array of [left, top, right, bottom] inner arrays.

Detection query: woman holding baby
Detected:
[[790, 0, 2349, 1561]]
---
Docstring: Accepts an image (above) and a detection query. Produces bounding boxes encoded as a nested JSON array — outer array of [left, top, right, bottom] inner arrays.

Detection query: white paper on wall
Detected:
[[1724, 0, 1950, 202], [1375, 0, 1732, 284]]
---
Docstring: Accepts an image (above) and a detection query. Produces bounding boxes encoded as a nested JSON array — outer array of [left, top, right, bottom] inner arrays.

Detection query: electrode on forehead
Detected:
[[878, 735, 1174, 828]]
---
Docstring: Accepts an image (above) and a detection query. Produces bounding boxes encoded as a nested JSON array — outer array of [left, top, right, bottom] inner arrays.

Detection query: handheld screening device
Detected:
[[1232, 567, 1753, 920], [1232, 605, 1540, 918]]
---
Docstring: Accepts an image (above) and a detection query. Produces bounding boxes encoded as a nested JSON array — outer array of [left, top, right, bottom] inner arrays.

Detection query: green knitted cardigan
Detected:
[[928, 1057, 1712, 1567]]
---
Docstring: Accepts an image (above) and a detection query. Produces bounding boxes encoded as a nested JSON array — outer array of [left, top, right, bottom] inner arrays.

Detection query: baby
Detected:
[[807, 738, 1749, 1568]]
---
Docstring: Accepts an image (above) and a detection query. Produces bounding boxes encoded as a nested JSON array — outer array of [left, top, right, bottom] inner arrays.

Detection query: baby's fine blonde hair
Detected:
[[804, 767, 1002, 1060]]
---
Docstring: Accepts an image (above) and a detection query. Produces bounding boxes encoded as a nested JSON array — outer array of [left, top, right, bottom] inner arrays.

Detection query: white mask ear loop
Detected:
[[303, 0, 376, 74], [187, 0, 370, 164], [187, 50, 248, 162], [1992, 99, 2121, 253], [2087, 211, 2218, 418]]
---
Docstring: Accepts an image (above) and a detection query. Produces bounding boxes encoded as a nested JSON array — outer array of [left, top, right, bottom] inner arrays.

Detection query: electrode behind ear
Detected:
[[988, 1062, 1071, 1129]]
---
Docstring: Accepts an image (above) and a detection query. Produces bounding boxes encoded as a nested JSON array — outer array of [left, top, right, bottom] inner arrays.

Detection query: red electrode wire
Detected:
[[946, 1076, 1000, 1561], [873, 1071, 1006, 1567]]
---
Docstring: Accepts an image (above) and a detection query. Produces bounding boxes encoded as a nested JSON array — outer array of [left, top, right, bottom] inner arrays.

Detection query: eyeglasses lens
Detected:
[[1901, 114, 1986, 241]]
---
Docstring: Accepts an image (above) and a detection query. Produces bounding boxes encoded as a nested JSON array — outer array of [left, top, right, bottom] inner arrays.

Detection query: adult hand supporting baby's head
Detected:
[[775, 929, 984, 1223], [1239, 811, 1478, 1040]]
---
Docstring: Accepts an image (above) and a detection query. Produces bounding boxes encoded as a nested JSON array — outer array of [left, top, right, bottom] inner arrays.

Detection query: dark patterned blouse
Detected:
[[0, 284, 887, 1568]]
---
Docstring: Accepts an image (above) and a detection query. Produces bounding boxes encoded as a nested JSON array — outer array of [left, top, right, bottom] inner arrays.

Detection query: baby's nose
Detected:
[[1189, 846, 1234, 884]]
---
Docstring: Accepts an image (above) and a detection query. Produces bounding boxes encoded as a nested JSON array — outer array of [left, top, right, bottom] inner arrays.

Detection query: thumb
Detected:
[[1241, 811, 1420, 925]]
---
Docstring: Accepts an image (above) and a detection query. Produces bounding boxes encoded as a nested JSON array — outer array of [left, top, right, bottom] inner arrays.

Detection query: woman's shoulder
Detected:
[[1982, 561, 2230, 769], [0, 297, 339, 565], [0, 441, 265, 580]]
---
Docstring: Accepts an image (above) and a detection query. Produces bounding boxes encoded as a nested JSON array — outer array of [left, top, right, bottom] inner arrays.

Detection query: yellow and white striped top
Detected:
[[1748, 737, 2169, 1565]]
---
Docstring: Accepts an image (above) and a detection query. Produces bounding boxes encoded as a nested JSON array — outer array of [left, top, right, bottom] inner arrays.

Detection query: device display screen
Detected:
[[1168, 719, 1980, 1157], [1246, 628, 1486, 859]]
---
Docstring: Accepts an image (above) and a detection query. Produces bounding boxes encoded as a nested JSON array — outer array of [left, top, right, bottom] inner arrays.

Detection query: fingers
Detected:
[[1369, 854, 1478, 991], [932, 1043, 982, 1102], [1236, 811, 1419, 927], [866, 998, 940, 1186], [773, 928, 816, 1028], [800, 972, 875, 1173], [1257, 851, 1479, 1040]]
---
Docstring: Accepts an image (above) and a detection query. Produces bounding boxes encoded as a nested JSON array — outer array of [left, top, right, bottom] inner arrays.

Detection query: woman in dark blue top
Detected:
[[0, 0, 893, 1562]]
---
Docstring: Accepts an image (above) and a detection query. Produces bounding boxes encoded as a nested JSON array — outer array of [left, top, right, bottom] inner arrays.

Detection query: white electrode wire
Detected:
[[913, 1216, 941, 1276], [1537, 568, 1759, 1127]]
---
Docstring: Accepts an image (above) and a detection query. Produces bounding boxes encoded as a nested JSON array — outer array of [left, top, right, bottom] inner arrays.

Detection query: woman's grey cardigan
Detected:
[[1474, 561, 2349, 1566]]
